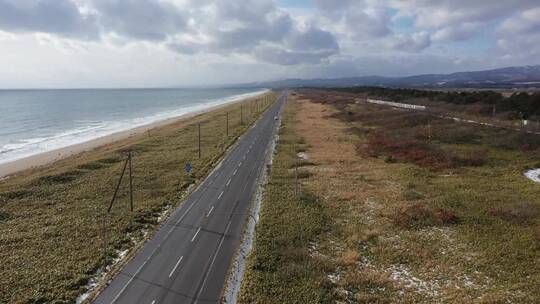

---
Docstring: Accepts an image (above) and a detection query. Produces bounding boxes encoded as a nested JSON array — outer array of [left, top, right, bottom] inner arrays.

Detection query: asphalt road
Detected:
[[93, 91, 286, 304]]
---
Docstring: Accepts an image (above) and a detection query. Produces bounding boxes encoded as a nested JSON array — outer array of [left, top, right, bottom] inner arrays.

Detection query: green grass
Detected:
[[239, 99, 332, 303], [0, 93, 276, 303]]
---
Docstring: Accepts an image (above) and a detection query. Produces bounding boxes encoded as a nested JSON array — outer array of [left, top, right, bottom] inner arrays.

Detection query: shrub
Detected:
[[436, 208, 459, 224], [98, 156, 123, 164], [366, 132, 454, 170], [290, 160, 316, 168], [402, 189, 424, 201], [35, 170, 85, 185], [340, 249, 360, 266], [78, 162, 105, 170], [0, 190, 33, 204], [0, 211, 12, 222], [384, 155, 396, 163], [392, 204, 439, 229], [452, 149, 488, 167], [296, 170, 312, 179], [393, 204, 459, 228], [434, 124, 480, 144], [487, 203, 540, 224]]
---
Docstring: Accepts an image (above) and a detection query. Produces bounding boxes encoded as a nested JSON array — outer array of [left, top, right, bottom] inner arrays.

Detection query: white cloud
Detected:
[[496, 7, 540, 62], [0, 0, 540, 87], [391, 31, 431, 52]]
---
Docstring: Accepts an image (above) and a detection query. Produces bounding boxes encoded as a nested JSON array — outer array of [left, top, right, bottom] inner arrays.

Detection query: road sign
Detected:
[[184, 162, 192, 174]]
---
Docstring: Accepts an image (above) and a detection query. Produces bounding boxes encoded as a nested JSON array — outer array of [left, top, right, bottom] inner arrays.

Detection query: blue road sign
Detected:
[[184, 162, 193, 174]]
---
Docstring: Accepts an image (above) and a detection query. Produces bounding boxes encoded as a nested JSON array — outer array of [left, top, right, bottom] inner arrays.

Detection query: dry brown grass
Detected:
[[287, 91, 524, 302]]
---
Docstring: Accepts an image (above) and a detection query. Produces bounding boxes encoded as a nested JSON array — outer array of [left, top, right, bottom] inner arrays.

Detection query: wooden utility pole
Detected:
[[294, 141, 298, 196], [102, 212, 107, 259], [107, 154, 130, 213], [198, 123, 201, 159], [128, 151, 133, 212]]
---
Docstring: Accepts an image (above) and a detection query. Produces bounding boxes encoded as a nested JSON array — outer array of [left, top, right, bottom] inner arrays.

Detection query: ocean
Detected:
[[0, 88, 267, 165]]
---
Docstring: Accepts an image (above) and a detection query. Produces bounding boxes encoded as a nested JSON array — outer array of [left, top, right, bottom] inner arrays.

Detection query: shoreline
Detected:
[[0, 92, 266, 179]]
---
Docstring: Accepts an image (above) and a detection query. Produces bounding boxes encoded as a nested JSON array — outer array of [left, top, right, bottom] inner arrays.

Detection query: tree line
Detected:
[[334, 87, 540, 119]]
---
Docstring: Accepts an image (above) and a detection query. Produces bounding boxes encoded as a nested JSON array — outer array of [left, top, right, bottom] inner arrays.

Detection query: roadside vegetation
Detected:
[[242, 89, 540, 303], [0, 93, 275, 303], [239, 97, 332, 303]]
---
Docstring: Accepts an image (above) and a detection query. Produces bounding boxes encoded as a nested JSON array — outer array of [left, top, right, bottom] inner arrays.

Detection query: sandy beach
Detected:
[[0, 94, 263, 179]]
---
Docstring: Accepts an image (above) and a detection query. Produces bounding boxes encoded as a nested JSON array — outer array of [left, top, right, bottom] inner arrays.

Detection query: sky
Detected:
[[0, 0, 540, 88]]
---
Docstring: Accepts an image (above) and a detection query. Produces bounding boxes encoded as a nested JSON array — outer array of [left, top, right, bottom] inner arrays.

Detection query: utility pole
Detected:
[[129, 151, 133, 212], [198, 123, 201, 158], [107, 155, 130, 213], [428, 120, 432, 141], [294, 141, 298, 196], [102, 211, 107, 259]]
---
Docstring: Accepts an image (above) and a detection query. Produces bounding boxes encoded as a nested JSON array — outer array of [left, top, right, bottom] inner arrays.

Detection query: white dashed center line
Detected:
[[238, 162, 242, 167], [233, 169, 238, 176], [150, 300, 156, 304], [191, 227, 201, 242], [168, 256, 183, 278], [226, 179, 231, 186], [218, 191, 223, 200], [207, 206, 214, 217]]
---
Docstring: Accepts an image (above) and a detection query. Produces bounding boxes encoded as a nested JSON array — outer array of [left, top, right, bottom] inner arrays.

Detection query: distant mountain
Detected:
[[230, 65, 540, 89]]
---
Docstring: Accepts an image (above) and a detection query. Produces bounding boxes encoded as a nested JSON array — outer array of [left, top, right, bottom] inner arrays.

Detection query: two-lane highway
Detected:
[[93, 91, 286, 304]]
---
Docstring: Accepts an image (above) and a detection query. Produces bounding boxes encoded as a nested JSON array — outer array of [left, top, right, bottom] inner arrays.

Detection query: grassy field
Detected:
[[241, 90, 540, 303], [0, 93, 275, 304], [239, 96, 333, 303]]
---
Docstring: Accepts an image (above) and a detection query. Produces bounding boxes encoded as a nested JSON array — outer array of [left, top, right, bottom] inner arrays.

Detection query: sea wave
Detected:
[[0, 89, 268, 165]]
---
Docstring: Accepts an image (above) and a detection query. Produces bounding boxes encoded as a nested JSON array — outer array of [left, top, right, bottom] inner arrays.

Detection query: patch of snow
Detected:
[[157, 205, 172, 222], [388, 264, 441, 297], [75, 249, 129, 304], [524, 168, 540, 183], [327, 272, 341, 284], [367, 99, 426, 111], [297, 152, 308, 160]]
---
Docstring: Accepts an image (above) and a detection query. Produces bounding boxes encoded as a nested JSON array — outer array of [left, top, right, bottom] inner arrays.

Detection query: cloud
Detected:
[[388, 0, 540, 46], [0, 0, 98, 39], [392, 31, 431, 52], [91, 0, 186, 41], [2, 0, 540, 88], [389, 0, 538, 29], [495, 7, 540, 62], [166, 0, 339, 65], [431, 22, 482, 42], [0, 0, 339, 66], [312, 0, 391, 40]]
